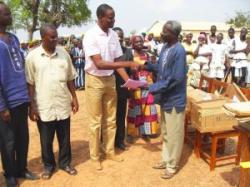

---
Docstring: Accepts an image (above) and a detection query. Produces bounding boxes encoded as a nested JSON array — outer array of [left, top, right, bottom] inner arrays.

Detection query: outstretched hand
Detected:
[[130, 62, 140, 71]]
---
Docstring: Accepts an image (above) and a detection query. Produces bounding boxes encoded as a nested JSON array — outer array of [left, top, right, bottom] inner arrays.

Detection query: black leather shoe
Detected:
[[5, 177, 18, 187], [18, 170, 40, 180], [115, 143, 128, 150], [60, 165, 77, 175]]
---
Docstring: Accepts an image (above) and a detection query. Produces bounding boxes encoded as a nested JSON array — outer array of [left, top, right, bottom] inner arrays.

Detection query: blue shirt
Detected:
[[146, 42, 187, 112], [0, 33, 29, 111]]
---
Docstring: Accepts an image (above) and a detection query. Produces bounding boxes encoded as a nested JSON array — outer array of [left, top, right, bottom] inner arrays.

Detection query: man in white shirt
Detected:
[[209, 33, 229, 79], [83, 4, 138, 170], [25, 23, 78, 179], [208, 25, 217, 45], [230, 27, 248, 87]]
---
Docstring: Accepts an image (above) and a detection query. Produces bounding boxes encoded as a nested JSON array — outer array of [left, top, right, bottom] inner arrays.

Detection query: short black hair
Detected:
[[40, 23, 57, 38], [218, 33, 223, 37], [96, 4, 113, 19], [228, 27, 235, 32], [112, 27, 123, 33]]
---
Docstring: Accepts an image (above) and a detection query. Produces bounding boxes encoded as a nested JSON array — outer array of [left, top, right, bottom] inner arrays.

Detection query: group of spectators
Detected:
[[183, 26, 250, 88]]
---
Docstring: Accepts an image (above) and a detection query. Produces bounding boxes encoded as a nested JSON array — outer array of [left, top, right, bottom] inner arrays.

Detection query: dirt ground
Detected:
[[0, 91, 240, 187]]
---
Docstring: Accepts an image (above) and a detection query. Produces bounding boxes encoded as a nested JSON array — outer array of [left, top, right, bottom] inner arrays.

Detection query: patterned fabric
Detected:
[[71, 47, 85, 88], [127, 53, 159, 136]]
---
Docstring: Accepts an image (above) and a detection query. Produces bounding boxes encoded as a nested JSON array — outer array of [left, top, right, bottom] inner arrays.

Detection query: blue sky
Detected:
[[16, 0, 250, 41]]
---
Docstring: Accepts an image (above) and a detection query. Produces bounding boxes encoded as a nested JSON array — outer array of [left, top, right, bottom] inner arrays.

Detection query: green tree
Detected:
[[5, 0, 91, 41], [226, 11, 250, 29]]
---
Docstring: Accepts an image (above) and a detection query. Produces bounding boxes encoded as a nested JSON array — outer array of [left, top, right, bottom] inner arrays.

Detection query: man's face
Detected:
[[240, 28, 248, 39], [228, 29, 235, 39], [43, 28, 58, 50], [73, 39, 78, 47], [115, 30, 124, 46], [217, 34, 223, 43], [77, 42, 82, 49], [161, 23, 174, 43], [100, 9, 115, 29], [0, 4, 12, 27], [148, 34, 153, 41], [211, 26, 217, 35]]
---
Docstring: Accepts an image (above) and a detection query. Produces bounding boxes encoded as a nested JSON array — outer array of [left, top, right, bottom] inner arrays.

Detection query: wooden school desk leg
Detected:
[[210, 136, 218, 171], [194, 129, 201, 158], [236, 134, 242, 165]]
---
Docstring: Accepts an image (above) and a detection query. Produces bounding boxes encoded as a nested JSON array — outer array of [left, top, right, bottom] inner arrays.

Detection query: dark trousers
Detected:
[[115, 96, 127, 146], [0, 103, 29, 177], [231, 67, 247, 87], [37, 118, 71, 171]]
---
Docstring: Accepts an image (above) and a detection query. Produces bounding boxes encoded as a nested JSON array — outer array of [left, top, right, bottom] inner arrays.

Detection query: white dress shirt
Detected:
[[83, 24, 123, 76]]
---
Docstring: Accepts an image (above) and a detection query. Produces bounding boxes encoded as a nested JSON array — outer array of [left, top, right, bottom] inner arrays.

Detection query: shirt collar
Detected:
[[95, 24, 111, 36], [39, 45, 58, 57]]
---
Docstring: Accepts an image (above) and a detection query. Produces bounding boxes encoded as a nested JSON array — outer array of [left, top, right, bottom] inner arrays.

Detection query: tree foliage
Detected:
[[4, 0, 91, 41], [226, 11, 250, 29]]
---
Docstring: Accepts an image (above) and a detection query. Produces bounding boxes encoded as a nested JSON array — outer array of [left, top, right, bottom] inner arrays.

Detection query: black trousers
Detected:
[[0, 103, 29, 177], [231, 67, 247, 86], [37, 117, 71, 171], [115, 96, 127, 146]]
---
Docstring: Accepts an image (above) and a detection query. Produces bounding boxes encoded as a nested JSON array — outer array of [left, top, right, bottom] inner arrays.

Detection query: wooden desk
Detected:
[[235, 122, 250, 187]]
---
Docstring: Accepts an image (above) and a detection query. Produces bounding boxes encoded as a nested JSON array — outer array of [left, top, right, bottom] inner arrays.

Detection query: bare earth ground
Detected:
[[0, 91, 240, 187]]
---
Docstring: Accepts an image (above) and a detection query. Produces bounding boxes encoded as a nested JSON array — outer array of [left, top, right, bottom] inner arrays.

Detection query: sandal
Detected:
[[161, 170, 175, 179], [61, 166, 77, 175], [41, 170, 53, 180], [152, 161, 166, 169]]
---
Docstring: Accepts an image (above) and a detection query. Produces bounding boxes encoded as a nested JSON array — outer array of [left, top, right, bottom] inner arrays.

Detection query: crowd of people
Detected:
[[0, 1, 249, 187], [185, 26, 250, 88]]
